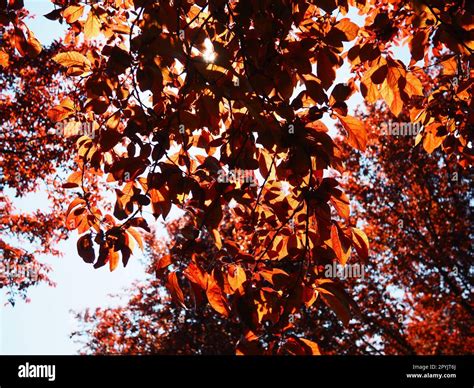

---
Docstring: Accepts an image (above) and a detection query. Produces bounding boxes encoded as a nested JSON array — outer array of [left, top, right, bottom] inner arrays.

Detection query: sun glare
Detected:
[[202, 38, 216, 63]]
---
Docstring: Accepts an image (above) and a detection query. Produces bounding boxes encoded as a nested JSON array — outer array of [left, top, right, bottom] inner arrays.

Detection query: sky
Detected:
[[0, 1, 412, 355]]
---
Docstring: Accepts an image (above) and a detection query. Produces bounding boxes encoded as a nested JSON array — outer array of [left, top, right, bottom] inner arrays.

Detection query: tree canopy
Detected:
[[0, 0, 472, 354]]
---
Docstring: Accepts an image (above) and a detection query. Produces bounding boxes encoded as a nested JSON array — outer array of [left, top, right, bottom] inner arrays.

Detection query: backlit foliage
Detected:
[[1, 0, 472, 353]]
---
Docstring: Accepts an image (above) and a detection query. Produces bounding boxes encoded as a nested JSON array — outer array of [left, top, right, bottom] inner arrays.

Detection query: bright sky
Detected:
[[1, 1, 411, 355]]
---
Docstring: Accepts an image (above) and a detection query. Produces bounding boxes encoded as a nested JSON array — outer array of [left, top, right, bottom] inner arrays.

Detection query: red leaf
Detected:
[[77, 234, 95, 264], [337, 114, 368, 151], [167, 271, 186, 308], [206, 276, 230, 317], [351, 227, 369, 261]]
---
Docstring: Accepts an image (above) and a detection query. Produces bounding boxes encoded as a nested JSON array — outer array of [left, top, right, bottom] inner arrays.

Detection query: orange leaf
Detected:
[[317, 48, 336, 90], [63, 170, 82, 188], [154, 255, 171, 270], [330, 188, 350, 219], [331, 224, 343, 263], [423, 131, 444, 154], [299, 338, 321, 355], [167, 271, 186, 308], [211, 228, 222, 250], [379, 61, 406, 117], [26, 29, 42, 57], [64, 5, 85, 23], [109, 249, 120, 272], [228, 264, 246, 292], [351, 227, 369, 261], [316, 280, 357, 325], [184, 262, 208, 289], [48, 97, 75, 123], [337, 114, 367, 151], [404, 72, 424, 97], [302, 285, 318, 307], [440, 56, 457, 76], [53, 51, 91, 68], [206, 276, 230, 317], [126, 227, 143, 251], [84, 10, 101, 39], [0, 50, 9, 67], [66, 197, 86, 216], [333, 18, 359, 41], [409, 30, 428, 62]]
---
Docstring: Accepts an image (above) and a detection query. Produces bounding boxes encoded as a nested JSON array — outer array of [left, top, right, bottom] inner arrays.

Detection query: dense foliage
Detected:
[[1, 0, 472, 353]]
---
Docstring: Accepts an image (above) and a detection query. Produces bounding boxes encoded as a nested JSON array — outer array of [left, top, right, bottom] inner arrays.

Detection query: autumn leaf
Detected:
[[53, 51, 91, 68], [379, 61, 406, 117], [84, 10, 101, 39], [337, 114, 367, 151], [77, 234, 95, 264], [4, 0, 471, 357], [109, 249, 120, 272], [423, 125, 444, 154], [64, 5, 85, 24], [184, 262, 208, 290], [48, 97, 75, 122], [228, 264, 246, 292], [316, 280, 354, 325], [66, 197, 86, 217], [331, 224, 343, 263], [13, 27, 28, 57], [333, 18, 359, 41], [330, 223, 351, 265], [330, 188, 350, 219], [404, 72, 424, 97], [25, 29, 42, 57], [63, 170, 82, 189], [317, 48, 336, 89], [440, 56, 457, 76], [371, 64, 387, 85], [156, 254, 172, 270], [167, 271, 186, 308], [43, 8, 62, 21], [409, 30, 428, 63], [211, 228, 222, 250], [299, 338, 321, 355], [53, 51, 91, 76], [351, 227, 369, 261], [126, 227, 144, 251], [206, 276, 230, 317], [0, 50, 10, 67]]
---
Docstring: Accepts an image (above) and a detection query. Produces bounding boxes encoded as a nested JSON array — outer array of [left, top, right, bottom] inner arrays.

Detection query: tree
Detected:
[[73, 100, 473, 355], [336, 101, 473, 355], [1, 0, 472, 353], [72, 216, 242, 355], [0, 2, 74, 301], [72, 215, 352, 355]]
